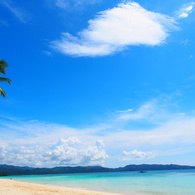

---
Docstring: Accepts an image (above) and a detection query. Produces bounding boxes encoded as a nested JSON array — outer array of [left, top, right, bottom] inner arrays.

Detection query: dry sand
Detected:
[[0, 178, 123, 195]]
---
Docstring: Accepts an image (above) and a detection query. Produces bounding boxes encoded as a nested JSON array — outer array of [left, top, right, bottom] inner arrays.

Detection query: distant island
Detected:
[[0, 164, 195, 176]]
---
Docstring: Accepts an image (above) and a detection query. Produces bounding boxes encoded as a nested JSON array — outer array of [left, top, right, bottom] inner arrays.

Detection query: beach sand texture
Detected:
[[0, 179, 123, 195]]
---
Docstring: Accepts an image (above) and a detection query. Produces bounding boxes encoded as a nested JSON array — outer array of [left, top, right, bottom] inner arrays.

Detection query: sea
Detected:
[[7, 169, 195, 195]]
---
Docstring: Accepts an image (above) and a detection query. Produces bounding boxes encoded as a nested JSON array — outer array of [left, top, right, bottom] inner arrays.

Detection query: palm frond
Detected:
[[0, 59, 9, 68], [0, 88, 6, 97], [0, 77, 11, 84], [0, 68, 6, 74], [0, 60, 11, 97], [0, 59, 9, 75]]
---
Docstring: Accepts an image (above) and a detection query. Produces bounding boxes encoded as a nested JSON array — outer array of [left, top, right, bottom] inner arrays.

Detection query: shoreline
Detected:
[[0, 178, 126, 195]]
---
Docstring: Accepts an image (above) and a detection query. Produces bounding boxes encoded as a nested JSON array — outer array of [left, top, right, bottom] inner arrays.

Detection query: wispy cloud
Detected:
[[55, 0, 67, 8], [116, 109, 134, 113], [115, 98, 178, 125], [176, 2, 195, 19], [55, 0, 101, 10], [0, 0, 29, 23], [51, 1, 177, 57], [117, 100, 158, 121]]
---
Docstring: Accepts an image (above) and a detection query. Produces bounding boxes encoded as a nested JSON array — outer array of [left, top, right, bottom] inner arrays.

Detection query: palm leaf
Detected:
[[0, 60, 11, 98], [0, 88, 6, 97], [0, 77, 11, 84], [0, 59, 8, 68], [0, 59, 9, 74], [0, 68, 6, 74]]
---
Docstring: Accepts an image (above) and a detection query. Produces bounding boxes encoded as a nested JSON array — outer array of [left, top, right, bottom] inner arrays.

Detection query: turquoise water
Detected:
[[6, 169, 195, 195]]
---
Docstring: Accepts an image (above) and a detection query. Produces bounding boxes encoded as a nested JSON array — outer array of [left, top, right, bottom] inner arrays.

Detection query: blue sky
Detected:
[[0, 0, 195, 168]]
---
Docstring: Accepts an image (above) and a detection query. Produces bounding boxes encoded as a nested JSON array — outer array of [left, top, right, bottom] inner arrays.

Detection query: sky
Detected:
[[0, 0, 195, 168]]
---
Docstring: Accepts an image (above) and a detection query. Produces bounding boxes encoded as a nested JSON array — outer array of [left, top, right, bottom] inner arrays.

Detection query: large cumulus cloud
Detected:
[[0, 137, 108, 167]]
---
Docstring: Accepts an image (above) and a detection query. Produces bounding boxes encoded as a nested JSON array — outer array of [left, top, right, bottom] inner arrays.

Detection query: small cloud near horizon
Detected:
[[120, 150, 155, 161]]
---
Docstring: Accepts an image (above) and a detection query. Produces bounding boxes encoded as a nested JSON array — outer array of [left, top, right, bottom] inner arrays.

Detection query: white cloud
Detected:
[[0, 145, 6, 159], [179, 13, 189, 18], [103, 117, 195, 154], [2, 95, 195, 166], [116, 98, 176, 124], [117, 99, 158, 121], [0, 0, 29, 23], [115, 94, 185, 124], [177, 3, 194, 18], [116, 109, 134, 113], [51, 1, 177, 57], [0, 137, 108, 167], [120, 150, 155, 161], [44, 138, 108, 166]]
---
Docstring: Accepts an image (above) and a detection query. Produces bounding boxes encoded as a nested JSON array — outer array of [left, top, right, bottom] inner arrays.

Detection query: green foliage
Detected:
[[0, 88, 6, 97], [0, 59, 11, 97]]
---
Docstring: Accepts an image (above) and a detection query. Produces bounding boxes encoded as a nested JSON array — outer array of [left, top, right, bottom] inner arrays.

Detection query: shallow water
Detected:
[[9, 169, 195, 195]]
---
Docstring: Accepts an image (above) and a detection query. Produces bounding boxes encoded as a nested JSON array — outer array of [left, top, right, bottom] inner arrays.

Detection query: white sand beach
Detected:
[[0, 179, 124, 195]]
